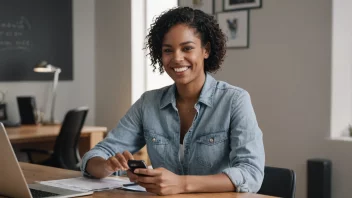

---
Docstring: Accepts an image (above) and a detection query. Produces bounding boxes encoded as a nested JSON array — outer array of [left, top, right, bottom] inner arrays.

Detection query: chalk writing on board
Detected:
[[0, 16, 32, 51]]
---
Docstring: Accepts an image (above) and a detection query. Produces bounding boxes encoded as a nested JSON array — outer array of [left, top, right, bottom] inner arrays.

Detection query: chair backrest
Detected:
[[53, 107, 88, 170], [258, 166, 296, 198]]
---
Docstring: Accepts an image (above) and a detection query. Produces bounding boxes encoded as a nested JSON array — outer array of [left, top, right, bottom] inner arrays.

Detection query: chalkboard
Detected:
[[0, 0, 72, 81]]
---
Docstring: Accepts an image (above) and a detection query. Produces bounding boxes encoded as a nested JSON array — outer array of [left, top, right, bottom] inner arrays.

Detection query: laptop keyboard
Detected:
[[30, 188, 60, 198]]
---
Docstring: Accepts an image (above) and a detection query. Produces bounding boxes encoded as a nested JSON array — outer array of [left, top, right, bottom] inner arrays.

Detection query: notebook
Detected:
[[0, 122, 93, 198]]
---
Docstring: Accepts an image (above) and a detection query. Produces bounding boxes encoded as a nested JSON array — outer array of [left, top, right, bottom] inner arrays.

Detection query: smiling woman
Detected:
[[81, 7, 265, 196]]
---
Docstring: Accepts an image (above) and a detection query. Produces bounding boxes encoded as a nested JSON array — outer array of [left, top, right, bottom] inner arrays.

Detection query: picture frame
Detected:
[[178, 0, 214, 15], [223, 0, 262, 11], [217, 10, 249, 48]]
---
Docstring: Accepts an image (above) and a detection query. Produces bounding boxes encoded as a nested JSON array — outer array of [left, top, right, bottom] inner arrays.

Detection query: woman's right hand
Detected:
[[104, 150, 134, 173]]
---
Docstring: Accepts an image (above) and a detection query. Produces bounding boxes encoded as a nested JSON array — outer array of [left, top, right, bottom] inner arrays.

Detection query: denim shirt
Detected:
[[81, 73, 265, 193]]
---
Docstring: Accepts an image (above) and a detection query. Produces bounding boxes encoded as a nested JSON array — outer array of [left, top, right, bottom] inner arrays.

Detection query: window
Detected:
[[145, 0, 175, 91], [330, 0, 352, 138], [132, 0, 176, 103]]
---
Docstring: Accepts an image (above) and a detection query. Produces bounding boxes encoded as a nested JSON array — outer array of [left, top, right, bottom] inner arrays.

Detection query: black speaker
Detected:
[[307, 159, 332, 198], [17, 96, 37, 124]]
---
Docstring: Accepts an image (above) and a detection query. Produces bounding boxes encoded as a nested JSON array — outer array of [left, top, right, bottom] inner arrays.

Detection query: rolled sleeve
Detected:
[[222, 167, 248, 192], [224, 90, 265, 193], [81, 150, 110, 177]]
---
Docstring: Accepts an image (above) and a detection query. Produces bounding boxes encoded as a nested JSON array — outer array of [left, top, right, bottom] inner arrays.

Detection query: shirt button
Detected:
[[152, 138, 156, 142], [209, 138, 214, 143]]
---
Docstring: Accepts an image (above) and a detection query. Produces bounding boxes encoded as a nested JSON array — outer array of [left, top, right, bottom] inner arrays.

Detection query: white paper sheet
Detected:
[[122, 185, 147, 192], [38, 176, 146, 192]]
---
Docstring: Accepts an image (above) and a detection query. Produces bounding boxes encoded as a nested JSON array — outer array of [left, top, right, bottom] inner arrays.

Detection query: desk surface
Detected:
[[20, 162, 275, 198], [6, 125, 107, 143]]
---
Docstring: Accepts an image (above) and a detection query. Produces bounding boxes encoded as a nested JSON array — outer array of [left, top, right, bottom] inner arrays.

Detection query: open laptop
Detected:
[[0, 123, 93, 198]]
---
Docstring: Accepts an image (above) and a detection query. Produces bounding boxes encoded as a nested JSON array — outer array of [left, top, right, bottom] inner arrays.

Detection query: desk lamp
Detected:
[[34, 61, 61, 125]]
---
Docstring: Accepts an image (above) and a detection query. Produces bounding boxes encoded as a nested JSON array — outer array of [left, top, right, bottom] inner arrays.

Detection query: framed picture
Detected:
[[178, 0, 214, 15], [223, 0, 262, 11], [217, 10, 249, 48]]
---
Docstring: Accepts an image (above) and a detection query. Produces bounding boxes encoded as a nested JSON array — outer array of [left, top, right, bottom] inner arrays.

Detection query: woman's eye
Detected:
[[183, 47, 193, 51], [163, 49, 172, 53]]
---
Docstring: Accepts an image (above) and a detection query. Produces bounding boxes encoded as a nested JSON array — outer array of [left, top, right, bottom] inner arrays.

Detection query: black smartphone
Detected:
[[127, 160, 147, 173]]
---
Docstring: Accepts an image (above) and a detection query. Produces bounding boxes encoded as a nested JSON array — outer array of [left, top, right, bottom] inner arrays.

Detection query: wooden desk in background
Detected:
[[6, 125, 150, 163], [18, 162, 276, 198], [6, 125, 107, 157]]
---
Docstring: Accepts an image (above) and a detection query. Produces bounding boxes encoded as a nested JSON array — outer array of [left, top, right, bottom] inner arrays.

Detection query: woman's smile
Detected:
[[173, 66, 190, 73]]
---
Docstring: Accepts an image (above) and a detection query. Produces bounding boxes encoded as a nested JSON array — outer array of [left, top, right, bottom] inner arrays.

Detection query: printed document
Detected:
[[38, 176, 146, 192]]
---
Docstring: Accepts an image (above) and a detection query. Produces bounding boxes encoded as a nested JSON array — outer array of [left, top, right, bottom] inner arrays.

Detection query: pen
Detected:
[[123, 183, 138, 187]]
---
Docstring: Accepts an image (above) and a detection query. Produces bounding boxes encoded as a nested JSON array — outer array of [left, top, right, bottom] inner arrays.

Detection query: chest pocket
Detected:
[[145, 132, 169, 145], [195, 131, 229, 168], [144, 130, 169, 167], [197, 131, 228, 145]]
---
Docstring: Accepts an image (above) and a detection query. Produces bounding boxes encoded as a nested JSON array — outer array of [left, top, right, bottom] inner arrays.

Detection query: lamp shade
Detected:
[[33, 61, 59, 73]]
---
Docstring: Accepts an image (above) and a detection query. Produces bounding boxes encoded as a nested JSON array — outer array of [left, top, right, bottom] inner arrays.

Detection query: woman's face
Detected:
[[162, 24, 209, 86]]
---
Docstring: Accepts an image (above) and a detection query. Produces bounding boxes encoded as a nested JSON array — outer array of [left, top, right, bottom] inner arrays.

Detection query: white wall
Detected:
[[0, 0, 96, 125], [95, 0, 132, 130]]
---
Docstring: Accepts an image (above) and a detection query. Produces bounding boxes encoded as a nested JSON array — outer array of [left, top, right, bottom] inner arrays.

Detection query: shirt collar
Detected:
[[160, 73, 217, 109]]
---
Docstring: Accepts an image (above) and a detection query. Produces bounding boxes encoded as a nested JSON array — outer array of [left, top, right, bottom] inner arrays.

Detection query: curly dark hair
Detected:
[[145, 7, 226, 74]]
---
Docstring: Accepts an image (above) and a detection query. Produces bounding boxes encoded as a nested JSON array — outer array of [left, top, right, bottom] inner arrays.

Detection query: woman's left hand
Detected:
[[134, 167, 186, 195]]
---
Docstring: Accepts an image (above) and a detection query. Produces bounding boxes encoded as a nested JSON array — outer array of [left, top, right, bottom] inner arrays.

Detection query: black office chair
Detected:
[[22, 107, 89, 171], [257, 166, 296, 198]]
